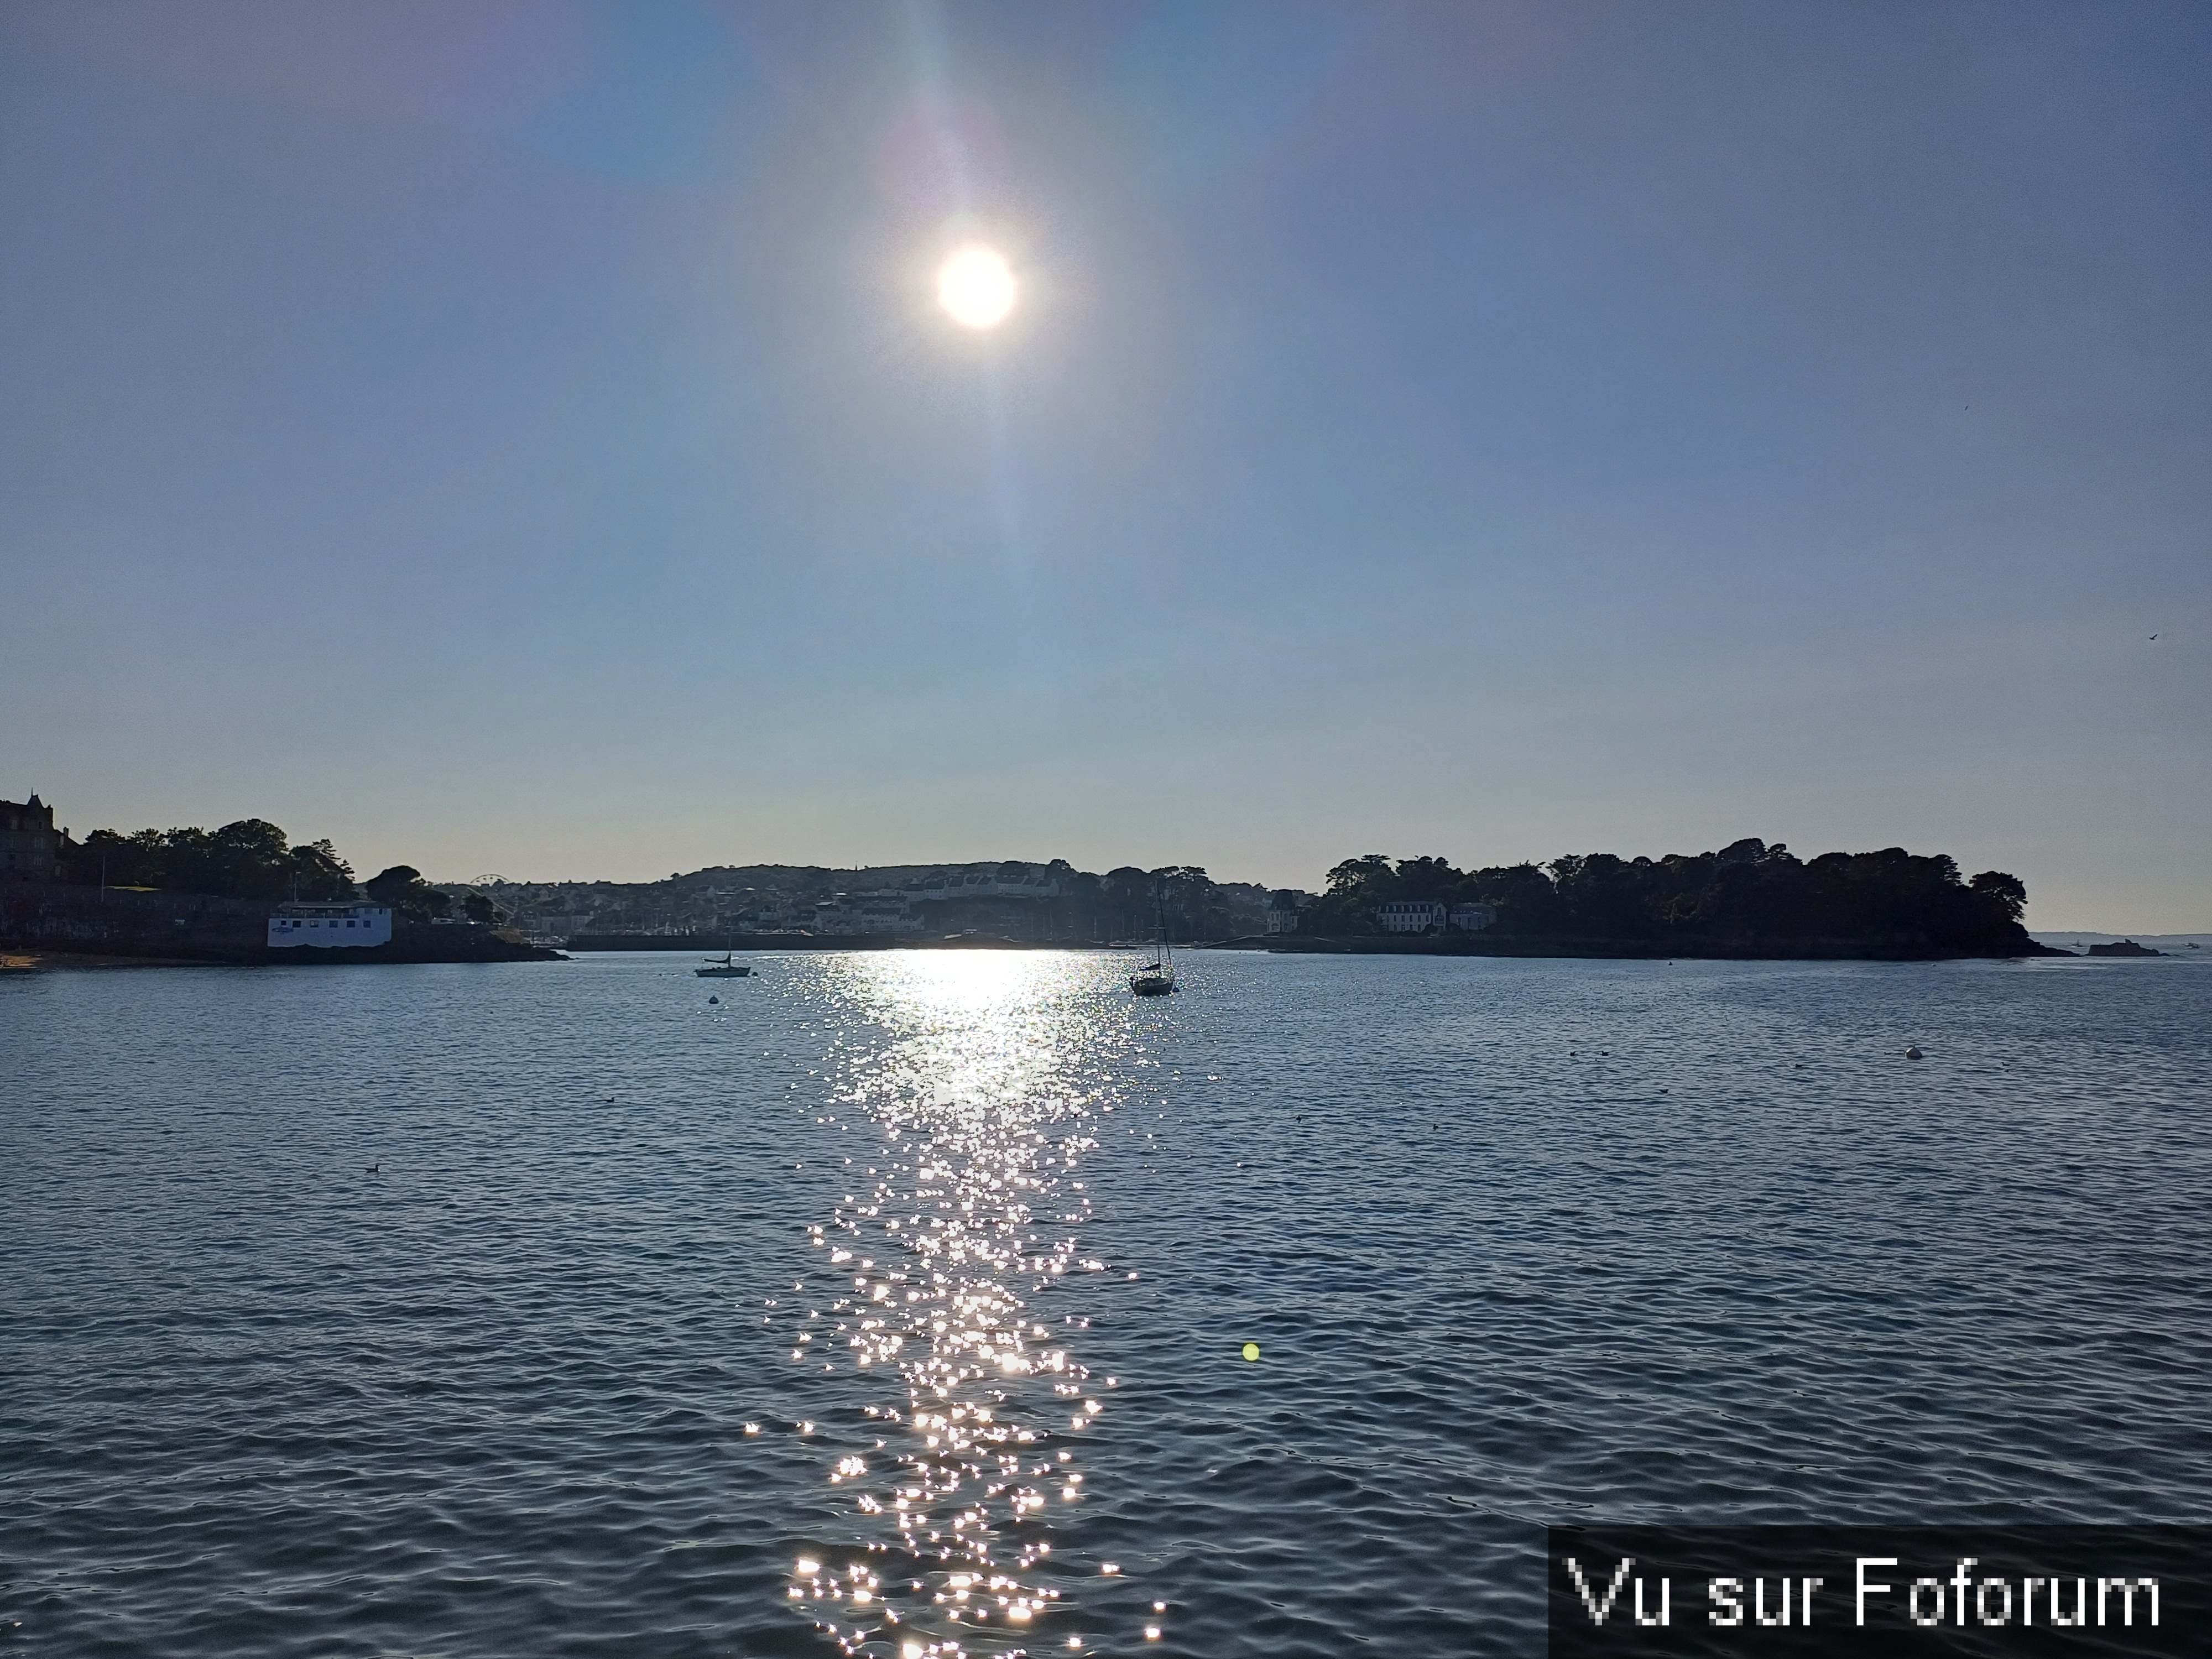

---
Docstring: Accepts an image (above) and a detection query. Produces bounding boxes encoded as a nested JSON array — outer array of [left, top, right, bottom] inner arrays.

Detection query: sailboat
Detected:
[[695, 938, 752, 978], [1129, 894, 1178, 997]]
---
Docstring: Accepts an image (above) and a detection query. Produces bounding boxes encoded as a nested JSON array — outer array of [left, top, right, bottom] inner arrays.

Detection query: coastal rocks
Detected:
[[2085, 940, 2163, 956]]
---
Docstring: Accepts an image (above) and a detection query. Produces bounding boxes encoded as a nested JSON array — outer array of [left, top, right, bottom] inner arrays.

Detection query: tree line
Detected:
[[1305, 838, 2032, 951], [55, 818, 2032, 951], [68, 820, 357, 902], [1089, 864, 1227, 941], [61, 820, 494, 923]]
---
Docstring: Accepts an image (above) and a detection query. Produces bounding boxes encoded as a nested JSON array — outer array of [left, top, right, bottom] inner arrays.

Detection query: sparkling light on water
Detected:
[[776, 954, 1132, 1656]]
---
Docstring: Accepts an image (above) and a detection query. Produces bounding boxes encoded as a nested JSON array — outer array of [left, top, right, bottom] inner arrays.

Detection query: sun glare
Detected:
[[937, 244, 1017, 329]]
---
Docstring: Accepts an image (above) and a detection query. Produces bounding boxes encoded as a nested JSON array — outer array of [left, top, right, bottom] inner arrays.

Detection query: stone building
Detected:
[[1376, 899, 1448, 933], [0, 795, 62, 881]]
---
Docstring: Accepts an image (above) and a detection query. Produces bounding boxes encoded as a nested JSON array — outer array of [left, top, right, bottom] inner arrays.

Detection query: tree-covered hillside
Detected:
[[1305, 838, 2036, 953], [469, 860, 1272, 943]]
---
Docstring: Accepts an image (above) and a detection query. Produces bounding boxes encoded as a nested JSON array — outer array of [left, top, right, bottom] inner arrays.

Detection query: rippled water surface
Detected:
[[6, 952, 2210, 1657]]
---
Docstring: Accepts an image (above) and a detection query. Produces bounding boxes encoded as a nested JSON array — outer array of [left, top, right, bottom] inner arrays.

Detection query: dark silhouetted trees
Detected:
[[1149, 866, 1225, 941], [1102, 867, 1154, 938], [69, 819, 356, 900], [364, 865, 452, 922], [1306, 839, 2034, 952]]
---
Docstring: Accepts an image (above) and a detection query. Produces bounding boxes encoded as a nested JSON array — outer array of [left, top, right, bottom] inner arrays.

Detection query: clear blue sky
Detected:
[[3, 1, 2206, 928]]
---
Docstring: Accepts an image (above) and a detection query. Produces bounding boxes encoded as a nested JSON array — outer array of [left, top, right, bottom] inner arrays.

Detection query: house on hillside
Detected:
[[1, 795, 63, 881], [1448, 903, 1497, 932], [1376, 900, 1447, 934]]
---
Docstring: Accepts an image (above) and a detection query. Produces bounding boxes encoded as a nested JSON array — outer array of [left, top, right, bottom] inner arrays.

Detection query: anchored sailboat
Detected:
[[696, 938, 752, 978], [1129, 891, 1178, 997]]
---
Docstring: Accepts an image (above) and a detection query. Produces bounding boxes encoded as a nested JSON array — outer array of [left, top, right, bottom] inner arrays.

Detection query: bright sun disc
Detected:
[[937, 244, 1016, 328]]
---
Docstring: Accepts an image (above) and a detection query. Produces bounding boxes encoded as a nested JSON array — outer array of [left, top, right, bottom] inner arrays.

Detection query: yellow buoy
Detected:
[[1241, 1343, 1261, 1362]]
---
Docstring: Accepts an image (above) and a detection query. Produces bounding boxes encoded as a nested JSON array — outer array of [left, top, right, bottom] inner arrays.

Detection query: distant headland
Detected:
[[0, 800, 554, 966], [0, 799, 2078, 967], [1246, 841, 2061, 959]]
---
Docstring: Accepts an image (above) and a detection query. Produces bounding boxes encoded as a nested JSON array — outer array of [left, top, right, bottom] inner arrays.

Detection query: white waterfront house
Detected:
[[268, 901, 393, 947], [1376, 900, 1448, 933], [1378, 899, 1499, 935]]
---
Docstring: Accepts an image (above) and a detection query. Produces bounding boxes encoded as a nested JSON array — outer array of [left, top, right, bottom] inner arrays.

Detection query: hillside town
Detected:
[[465, 860, 1312, 946]]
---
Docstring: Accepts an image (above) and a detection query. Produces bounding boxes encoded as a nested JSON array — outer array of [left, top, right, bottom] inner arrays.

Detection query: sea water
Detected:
[[4, 952, 2209, 1657]]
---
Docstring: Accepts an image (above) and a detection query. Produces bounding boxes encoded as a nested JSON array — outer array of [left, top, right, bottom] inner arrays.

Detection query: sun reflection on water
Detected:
[[773, 954, 1137, 1656]]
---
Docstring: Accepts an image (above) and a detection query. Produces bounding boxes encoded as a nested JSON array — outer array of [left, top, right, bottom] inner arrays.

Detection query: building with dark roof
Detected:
[[1, 795, 62, 881]]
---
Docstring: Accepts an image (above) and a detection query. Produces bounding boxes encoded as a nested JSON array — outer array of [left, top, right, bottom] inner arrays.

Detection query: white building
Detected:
[[269, 901, 393, 947], [1265, 890, 1305, 935], [1449, 903, 1498, 933], [1376, 900, 1448, 934]]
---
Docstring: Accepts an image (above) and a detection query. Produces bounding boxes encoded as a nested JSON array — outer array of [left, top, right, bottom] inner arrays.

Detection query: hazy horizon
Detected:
[[4, 1, 2207, 932]]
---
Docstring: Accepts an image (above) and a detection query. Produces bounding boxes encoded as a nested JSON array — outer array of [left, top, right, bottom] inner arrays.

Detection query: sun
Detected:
[[937, 243, 1017, 329]]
